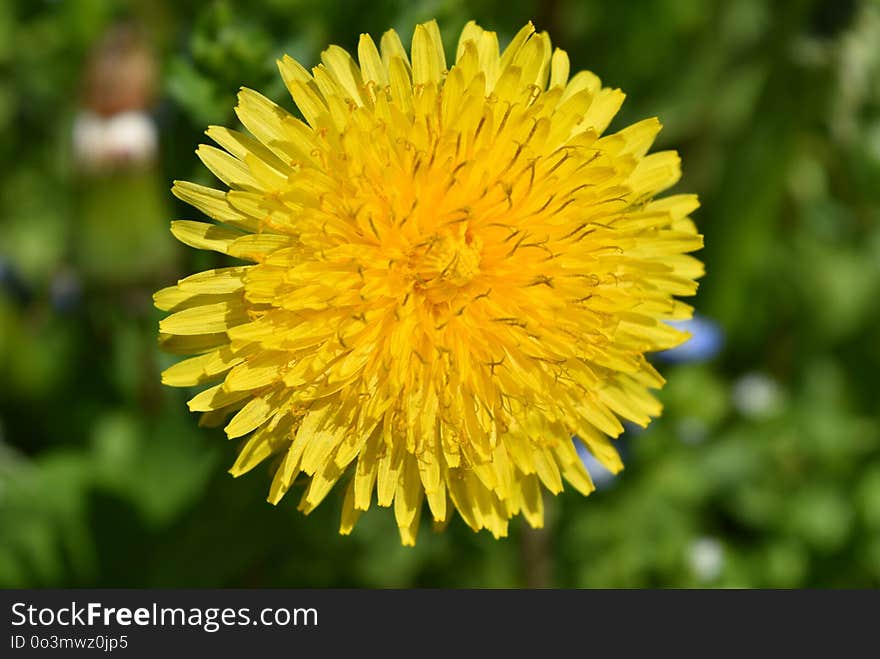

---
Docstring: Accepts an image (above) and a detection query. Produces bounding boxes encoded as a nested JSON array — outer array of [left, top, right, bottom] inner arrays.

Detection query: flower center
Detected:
[[409, 228, 483, 300]]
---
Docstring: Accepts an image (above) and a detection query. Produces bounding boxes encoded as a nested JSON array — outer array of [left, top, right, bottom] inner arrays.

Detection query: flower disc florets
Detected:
[[156, 20, 703, 545]]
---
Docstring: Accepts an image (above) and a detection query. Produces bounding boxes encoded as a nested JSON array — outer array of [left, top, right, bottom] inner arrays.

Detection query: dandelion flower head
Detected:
[[156, 20, 704, 545]]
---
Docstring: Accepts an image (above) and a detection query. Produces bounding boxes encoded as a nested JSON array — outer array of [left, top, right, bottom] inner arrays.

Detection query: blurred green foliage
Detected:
[[1, 0, 879, 587]]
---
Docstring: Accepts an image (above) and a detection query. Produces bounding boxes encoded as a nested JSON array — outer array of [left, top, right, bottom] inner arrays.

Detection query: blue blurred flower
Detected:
[[655, 314, 724, 363]]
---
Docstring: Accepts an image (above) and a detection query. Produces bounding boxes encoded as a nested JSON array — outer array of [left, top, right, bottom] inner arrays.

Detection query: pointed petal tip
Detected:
[[398, 528, 417, 547]]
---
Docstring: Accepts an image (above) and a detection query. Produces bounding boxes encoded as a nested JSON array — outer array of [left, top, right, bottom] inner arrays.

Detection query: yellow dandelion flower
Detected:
[[156, 20, 703, 545]]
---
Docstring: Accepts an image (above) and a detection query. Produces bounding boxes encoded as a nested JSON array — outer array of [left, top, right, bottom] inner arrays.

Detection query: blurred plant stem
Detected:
[[520, 494, 554, 588]]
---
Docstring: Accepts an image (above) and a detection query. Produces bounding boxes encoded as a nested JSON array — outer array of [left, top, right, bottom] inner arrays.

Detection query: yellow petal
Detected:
[[548, 48, 569, 88], [394, 454, 423, 529], [170, 220, 242, 254], [196, 144, 260, 190], [387, 56, 413, 112], [321, 45, 365, 105], [411, 20, 445, 86], [358, 33, 387, 86], [177, 267, 248, 295], [583, 87, 626, 134], [224, 352, 285, 391], [285, 77, 329, 129], [577, 429, 624, 474], [188, 383, 251, 412], [159, 300, 248, 336], [629, 150, 682, 196], [267, 432, 307, 505], [171, 180, 257, 230], [206, 123, 288, 173], [380, 29, 410, 70], [159, 332, 227, 355], [225, 394, 275, 439], [229, 419, 291, 477], [497, 22, 535, 81], [339, 479, 362, 535], [161, 349, 235, 387]]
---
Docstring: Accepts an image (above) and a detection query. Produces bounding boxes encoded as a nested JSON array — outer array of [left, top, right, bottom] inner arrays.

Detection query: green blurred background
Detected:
[[2, 0, 879, 588]]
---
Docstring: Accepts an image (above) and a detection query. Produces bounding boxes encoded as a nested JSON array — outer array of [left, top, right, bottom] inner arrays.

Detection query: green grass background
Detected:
[[1, 0, 879, 587]]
